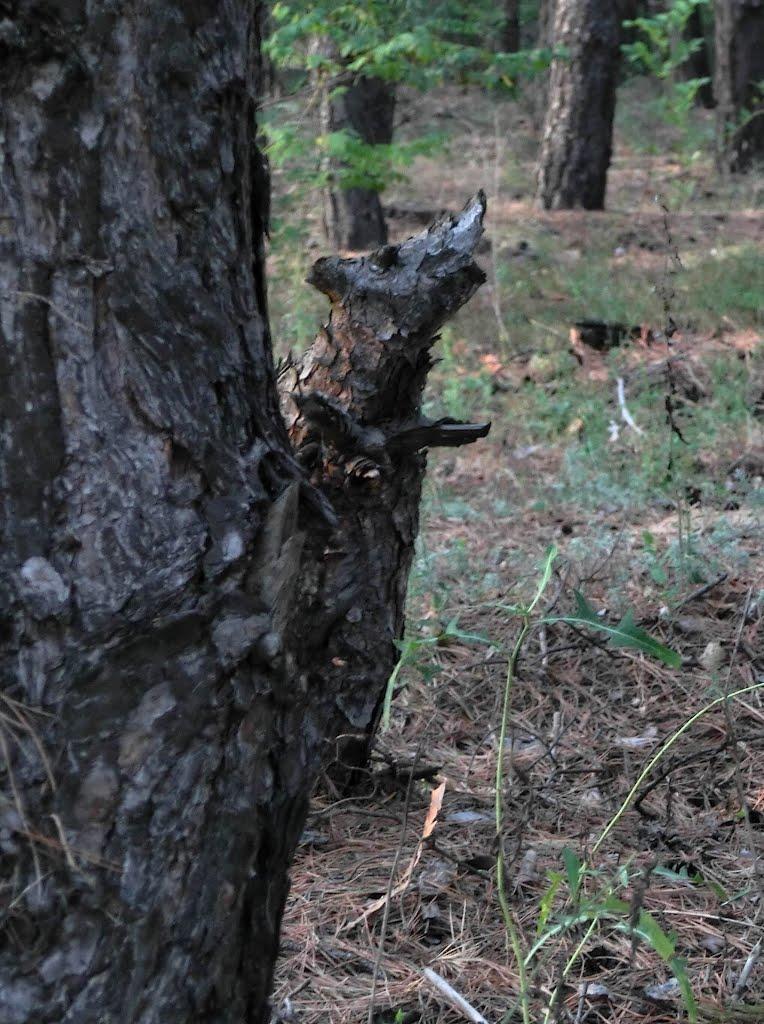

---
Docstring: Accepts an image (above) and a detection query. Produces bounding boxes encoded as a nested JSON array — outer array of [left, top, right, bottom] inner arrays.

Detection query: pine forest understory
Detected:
[[1, 3, 763, 1024], [268, 68, 763, 1024]]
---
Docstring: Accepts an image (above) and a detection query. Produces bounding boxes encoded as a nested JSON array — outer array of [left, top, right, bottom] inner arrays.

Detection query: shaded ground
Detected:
[[269, 79, 763, 1024]]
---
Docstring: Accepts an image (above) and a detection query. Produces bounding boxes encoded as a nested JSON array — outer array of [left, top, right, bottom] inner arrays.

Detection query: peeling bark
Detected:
[[0, 4, 488, 1019], [280, 195, 489, 780]]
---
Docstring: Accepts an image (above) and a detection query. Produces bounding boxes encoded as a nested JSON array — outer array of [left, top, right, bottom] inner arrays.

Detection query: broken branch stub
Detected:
[[280, 193, 491, 783]]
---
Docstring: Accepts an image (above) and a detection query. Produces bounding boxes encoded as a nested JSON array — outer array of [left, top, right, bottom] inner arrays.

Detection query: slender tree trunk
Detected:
[[714, 0, 764, 172], [0, 5, 488, 1019], [502, 0, 521, 52], [536, 0, 622, 210], [319, 57, 395, 251], [678, 6, 715, 109], [530, 0, 557, 130]]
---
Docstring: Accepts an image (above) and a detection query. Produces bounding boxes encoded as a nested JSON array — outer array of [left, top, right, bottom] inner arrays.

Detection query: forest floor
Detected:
[[269, 80, 763, 1024]]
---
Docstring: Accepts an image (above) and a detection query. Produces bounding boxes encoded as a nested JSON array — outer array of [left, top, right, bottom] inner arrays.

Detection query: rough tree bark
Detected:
[[0, 4, 487, 1020], [279, 204, 489, 780], [536, 0, 623, 210], [714, 0, 764, 172], [318, 50, 396, 250]]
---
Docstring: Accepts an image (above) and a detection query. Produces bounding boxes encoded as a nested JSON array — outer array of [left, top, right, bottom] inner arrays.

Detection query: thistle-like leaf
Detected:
[[550, 592, 681, 668]]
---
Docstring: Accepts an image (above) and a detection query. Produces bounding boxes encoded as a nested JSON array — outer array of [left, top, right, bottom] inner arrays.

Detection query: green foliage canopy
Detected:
[[264, 1, 552, 196], [266, 1, 551, 91]]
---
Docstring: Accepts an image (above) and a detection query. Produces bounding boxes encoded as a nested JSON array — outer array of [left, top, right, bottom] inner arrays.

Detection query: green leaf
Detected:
[[537, 873, 562, 936], [670, 957, 698, 1023], [548, 592, 681, 668], [562, 847, 583, 899], [528, 544, 557, 614], [634, 909, 676, 961], [617, 911, 697, 1022], [599, 895, 631, 916], [442, 617, 492, 646], [653, 865, 694, 885]]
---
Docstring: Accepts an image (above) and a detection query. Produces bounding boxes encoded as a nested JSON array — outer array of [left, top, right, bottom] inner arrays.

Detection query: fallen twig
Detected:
[[616, 377, 644, 436], [422, 967, 490, 1024], [732, 938, 762, 999], [675, 572, 728, 610]]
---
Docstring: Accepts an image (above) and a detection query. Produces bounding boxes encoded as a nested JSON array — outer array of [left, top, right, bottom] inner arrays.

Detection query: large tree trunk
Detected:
[[319, 58, 395, 251], [714, 0, 764, 172], [536, 0, 622, 210], [0, 5, 313, 1020], [0, 4, 487, 1019]]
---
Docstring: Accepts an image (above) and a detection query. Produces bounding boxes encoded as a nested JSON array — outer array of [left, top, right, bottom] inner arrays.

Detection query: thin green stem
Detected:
[[592, 682, 764, 857], [495, 621, 531, 1024], [493, 547, 557, 1022], [541, 918, 599, 1024]]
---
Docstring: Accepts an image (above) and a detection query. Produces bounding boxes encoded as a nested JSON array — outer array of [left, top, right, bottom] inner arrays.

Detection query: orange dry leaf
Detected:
[[479, 353, 504, 376], [342, 779, 446, 931], [421, 779, 446, 840]]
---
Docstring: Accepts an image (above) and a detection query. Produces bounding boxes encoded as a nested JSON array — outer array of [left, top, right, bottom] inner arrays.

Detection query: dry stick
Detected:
[[0, 700, 57, 794], [3, 289, 91, 333], [488, 107, 509, 345], [737, 699, 764, 727], [495, 621, 534, 1024], [50, 813, 79, 871], [525, 316, 568, 341], [573, 981, 589, 1024], [616, 377, 644, 436], [539, 624, 549, 670], [733, 938, 762, 1000], [674, 572, 728, 610], [0, 724, 42, 889], [4, 872, 52, 914], [422, 967, 490, 1024]]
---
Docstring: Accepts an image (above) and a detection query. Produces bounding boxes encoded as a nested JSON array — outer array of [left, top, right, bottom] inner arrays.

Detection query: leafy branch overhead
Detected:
[[264, 0, 553, 197], [266, 1, 552, 90]]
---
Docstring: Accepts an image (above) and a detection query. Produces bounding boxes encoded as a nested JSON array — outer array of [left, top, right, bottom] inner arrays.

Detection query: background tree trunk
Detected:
[[502, 0, 521, 52], [0, 5, 488, 1019], [714, 0, 764, 172], [320, 65, 396, 250], [536, 0, 623, 210], [530, 0, 557, 130], [678, 5, 715, 109]]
